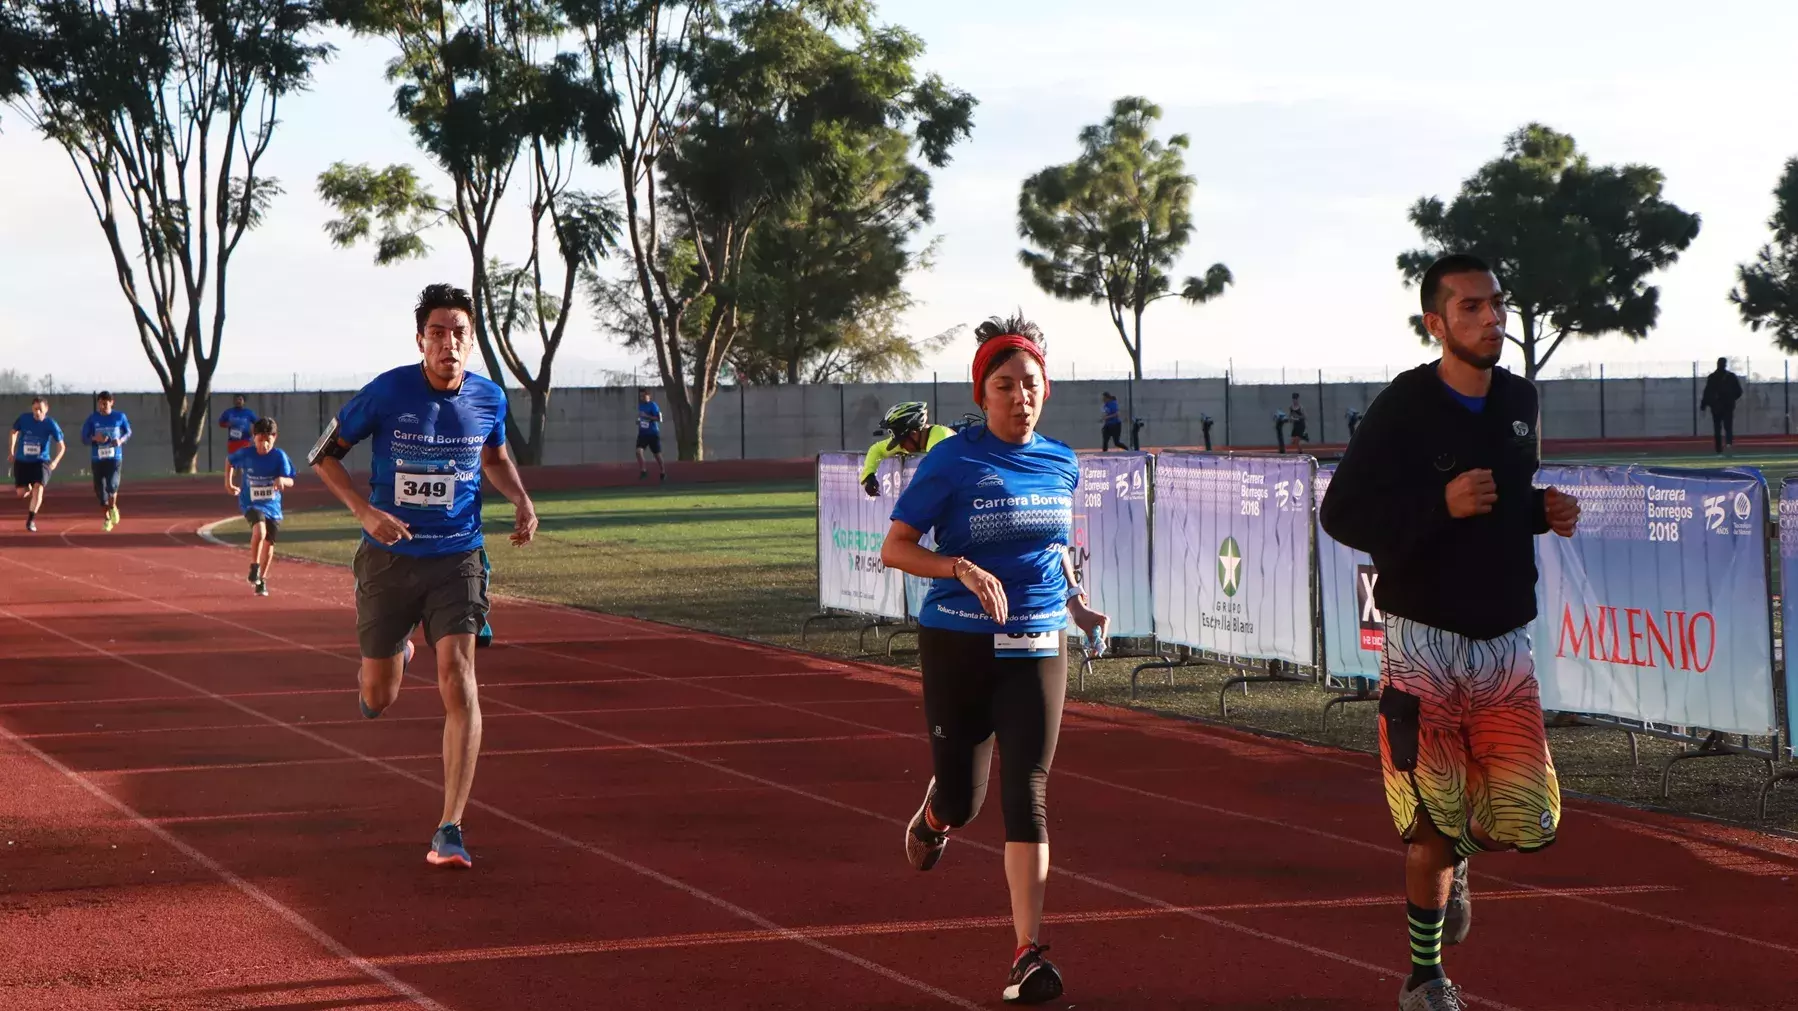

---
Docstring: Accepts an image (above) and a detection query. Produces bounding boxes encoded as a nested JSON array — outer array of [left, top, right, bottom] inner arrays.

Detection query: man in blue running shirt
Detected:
[[80, 392, 132, 531], [10, 396, 65, 532], [635, 388, 665, 481], [310, 283, 539, 869], [226, 417, 296, 597], [219, 394, 260, 457]]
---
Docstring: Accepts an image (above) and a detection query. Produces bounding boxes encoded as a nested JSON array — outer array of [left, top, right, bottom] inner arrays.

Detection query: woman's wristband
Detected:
[[948, 556, 967, 579]]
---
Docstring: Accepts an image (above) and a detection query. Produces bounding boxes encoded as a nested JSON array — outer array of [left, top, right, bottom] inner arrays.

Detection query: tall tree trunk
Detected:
[[165, 388, 197, 474], [520, 384, 549, 466]]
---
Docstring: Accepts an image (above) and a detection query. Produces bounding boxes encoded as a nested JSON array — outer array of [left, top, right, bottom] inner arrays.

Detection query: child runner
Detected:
[[10, 397, 65, 532], [80, 391, 131, 531], [226, 418, 296, 596]]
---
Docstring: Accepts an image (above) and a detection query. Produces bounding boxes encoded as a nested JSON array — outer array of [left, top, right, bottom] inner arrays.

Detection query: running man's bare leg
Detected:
[[435, 632, 482, 826], [1004, 842, 1049, 948], [254, 530, 276, 572], [28, 484, 45, 513], [1405, 815, 1455, 909], [358, 648, 408, 715]]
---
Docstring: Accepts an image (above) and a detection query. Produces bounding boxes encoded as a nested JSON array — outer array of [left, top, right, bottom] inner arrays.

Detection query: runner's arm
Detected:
[[224, 461, 239, 495], [6, 430, 16, 462], [858, 440, 890, 485], [1317, 390, 1448, 559], [118, 416, 130, 445], [481, 442, 537, 546]]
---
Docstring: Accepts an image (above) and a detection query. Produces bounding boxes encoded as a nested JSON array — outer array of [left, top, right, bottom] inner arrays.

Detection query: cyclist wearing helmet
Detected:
[[860, 401, 954, 497]]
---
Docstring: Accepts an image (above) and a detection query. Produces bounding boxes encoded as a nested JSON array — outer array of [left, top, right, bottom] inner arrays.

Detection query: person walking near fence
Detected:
[[881, 314, 1109, 1005], [1700, 357, 1743, 456], [636, 389, 666, 481], [219, 394, 260, 458], [1320, 254, 1581, 1011], [1099, 392, 1124, 450]]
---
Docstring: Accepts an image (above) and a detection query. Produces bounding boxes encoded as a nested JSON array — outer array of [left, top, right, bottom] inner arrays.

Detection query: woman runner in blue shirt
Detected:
[[881, 314, 1108, 1006]]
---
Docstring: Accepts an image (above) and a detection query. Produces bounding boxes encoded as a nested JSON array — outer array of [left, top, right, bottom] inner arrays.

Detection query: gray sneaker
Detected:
[[1398, 977, 1465, 1011], [1444, 858, 1471, 945]]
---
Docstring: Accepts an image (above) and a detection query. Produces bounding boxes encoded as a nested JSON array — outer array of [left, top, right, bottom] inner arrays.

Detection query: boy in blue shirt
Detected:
[[636, 388, 665, 481], [80, 391, 132, 531], [226, 417, 296, 596], [218, 394, 259, 457], [10, 396, 65, 532], [310, 283, 538, 869]]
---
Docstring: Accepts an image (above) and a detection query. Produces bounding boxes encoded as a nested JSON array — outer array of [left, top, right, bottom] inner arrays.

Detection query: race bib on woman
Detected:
[[994, 631, 1060, 659]]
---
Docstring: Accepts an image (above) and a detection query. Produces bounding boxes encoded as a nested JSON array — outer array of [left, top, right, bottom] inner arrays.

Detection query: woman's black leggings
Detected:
[[918, 626, 1067, 843]]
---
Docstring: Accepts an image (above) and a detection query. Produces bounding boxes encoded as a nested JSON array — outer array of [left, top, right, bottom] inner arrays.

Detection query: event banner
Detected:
[[1314, 466, 1383, 683], [1534, 464, 1775, 735], [1781, 479, 1798, 751], [898, 457, 938, 620], [816, 452, 906, 619], [1073, 452, 1153, 637], [1151, 452, 1316, 663]]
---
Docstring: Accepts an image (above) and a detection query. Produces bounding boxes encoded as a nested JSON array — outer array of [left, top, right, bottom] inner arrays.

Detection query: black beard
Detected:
[[1445, 336, 1501, 371]]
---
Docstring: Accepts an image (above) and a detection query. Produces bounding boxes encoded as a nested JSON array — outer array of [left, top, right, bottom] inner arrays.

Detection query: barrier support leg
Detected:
[[856, 620, 899, 654], [1129, 655, 1190, 701], [885, 627, 919, 658], [1760, 767, 1798, 819], [1660, 730, 1760, 800], [1220, 660, 1313, 718], [800, 612, 859, 646], [1321, 678, 1378, 732]]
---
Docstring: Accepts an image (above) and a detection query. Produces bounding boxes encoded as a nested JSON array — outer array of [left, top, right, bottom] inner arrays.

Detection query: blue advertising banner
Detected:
[[1780, 478, 1798, 752], [1151, 452, 1315, 663], [1534, 464, 1775, 735], [1315, 465, 1382, 683], [1073, 452, 1153, 637], [816, 452, 906, 619]]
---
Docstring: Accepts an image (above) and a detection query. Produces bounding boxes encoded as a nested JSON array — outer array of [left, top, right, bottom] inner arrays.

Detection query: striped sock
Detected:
[[1407, 902, 1445, 985]]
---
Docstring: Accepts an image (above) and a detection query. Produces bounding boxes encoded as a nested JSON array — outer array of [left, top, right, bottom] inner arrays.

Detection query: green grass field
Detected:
[[215, 454, 1798, 832]]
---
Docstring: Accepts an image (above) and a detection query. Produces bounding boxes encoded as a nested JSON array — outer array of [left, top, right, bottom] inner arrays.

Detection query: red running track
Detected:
[[2, 483, 1797, 1009]]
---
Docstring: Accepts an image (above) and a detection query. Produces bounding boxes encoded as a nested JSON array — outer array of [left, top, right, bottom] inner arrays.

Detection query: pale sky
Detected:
[[5, 0, 1798, 392]]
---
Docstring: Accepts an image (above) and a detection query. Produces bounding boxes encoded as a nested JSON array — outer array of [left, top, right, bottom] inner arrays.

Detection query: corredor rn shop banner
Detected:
[[1315, 465, 1382, 683], [1073, 452, 1153, 638], [816, 452, 905, 619], [1534, 464, 1774, 735], [1151, 452, 1315, 663]]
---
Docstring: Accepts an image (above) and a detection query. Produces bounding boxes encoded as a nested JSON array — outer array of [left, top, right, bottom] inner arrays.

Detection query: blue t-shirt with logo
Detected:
[[1103, 400, 1120, 423], [230, 446, 296, 521], [81, 411, 131, 463], [220, 406, 260, 442], [638, 401, 661, 435], [891, 426, 1078, 634], [11, 414, 63, 462], [328, 364, 508, 558]]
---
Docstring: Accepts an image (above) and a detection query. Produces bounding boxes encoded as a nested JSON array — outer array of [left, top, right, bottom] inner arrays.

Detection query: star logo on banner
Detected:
[[1217, 536, 1243, 597]]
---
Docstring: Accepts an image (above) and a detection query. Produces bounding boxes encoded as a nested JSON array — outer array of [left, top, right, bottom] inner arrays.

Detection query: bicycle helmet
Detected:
[[876, 401, 930, 449]]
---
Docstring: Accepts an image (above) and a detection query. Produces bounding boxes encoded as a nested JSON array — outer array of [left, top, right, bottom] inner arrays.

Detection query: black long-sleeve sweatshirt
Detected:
[[1319, 362, 1551, 641]]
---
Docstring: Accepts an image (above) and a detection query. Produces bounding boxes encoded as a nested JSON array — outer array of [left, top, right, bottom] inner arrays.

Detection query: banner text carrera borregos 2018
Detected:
[[1073, 452, 1153, 638], [1534, 464, 1774, 735], [816, 452, 906, 619], [1151, 452, 1315, 664]]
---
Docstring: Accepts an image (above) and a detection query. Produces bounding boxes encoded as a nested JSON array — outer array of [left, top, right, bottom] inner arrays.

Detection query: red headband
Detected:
[[971, 334, 1049, 405]]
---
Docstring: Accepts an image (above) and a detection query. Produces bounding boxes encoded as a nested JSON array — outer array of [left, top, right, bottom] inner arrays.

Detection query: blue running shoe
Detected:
[[359, 640, 413, 719], [426, 822, 472, 868]]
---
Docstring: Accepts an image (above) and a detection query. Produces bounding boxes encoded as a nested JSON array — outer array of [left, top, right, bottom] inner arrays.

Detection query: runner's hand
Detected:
[[1545, 487, 1580, 538], [1445, 469, 1497, 518], [277, 477, 295, 489], [357, 506, 412, 545], [226, 483, 239, 495], [511, 503, 538, 546], [955, 559, 1008, 625], [1070, 598, 1109, 642], [862, 475, 880, 498]]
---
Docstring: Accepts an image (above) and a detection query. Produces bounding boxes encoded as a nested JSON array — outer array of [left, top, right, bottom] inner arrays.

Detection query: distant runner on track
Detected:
[[80, 391, 131, 531], [881, 313, 1108, 1005], [10, 396, 65, 533], [309, 283, 538, 869], [226, 417, 295, 597], [1320, 254, 1581, 1011], [218, 394, 260, 458]]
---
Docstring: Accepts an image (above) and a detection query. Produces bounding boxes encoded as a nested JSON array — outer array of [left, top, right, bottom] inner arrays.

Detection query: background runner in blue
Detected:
[[11, 412, 63, 462], [219, 402, 260, 442], [329, 364, 508, 557], [891, 426, 1079, 633], [81, 409, 131, 462], [230, 445, 297, 521]]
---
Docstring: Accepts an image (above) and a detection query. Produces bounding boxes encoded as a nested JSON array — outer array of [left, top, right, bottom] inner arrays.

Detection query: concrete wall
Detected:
[[15, 373, 1795, 473]]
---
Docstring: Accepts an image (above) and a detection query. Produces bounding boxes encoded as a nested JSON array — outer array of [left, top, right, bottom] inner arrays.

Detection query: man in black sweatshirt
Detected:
[[1320, 254, 1580, 1011]]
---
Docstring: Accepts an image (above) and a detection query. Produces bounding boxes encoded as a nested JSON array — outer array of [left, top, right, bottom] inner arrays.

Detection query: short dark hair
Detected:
[[415, 283, 476, 334], [30, 396, 46, 407], [1103, 391, 1114, 399], [973, 313, 1047, 384], [96, 391, 112, 401], [1419, 253, 1496, 317], [252, 417, 277, 436], [234, 393, 247, 402], [1717, 356, 1729, 369]]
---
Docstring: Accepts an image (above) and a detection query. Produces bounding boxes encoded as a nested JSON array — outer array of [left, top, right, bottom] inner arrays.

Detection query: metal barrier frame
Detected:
[[798, 452, 908, 653]]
